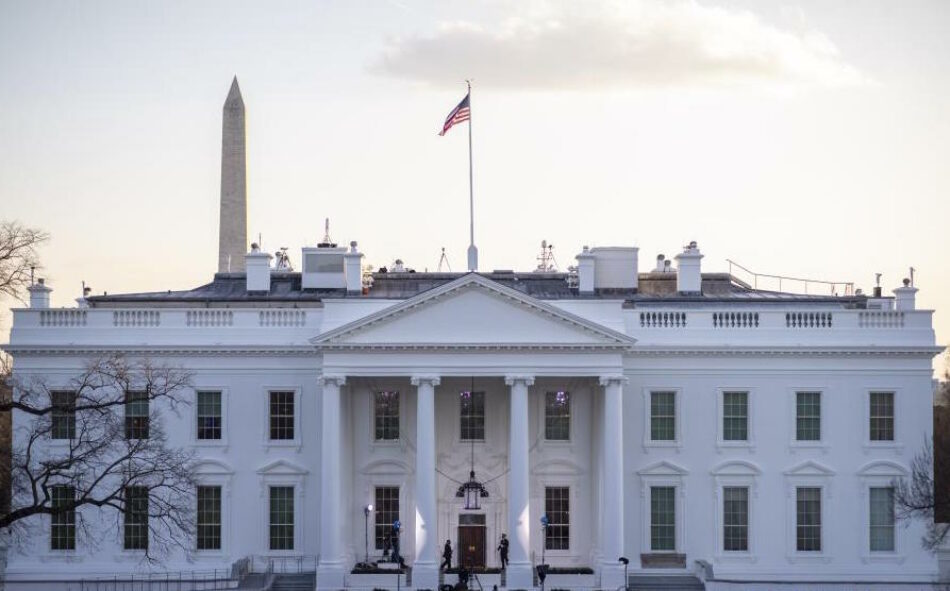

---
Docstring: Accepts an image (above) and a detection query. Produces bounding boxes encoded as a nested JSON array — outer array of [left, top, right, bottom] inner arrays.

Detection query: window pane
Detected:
[[545, 391, 571, 441], [124, 486, 149, 550], [650, 392, 676, 441], [650, 486, 676, 551], [795, 392, 821, 442], [269, 486, 294, 550], [269, 391, 295, 441], [197, 485, 222, 550], [722, 487, 748, 552], [722, 391, 748, 441], [870, 487, 895, 552], [796, 487, 821, 552], [51, 485, 75, 551], [870, 392, 895, 442], [460, 391, 485, 441], [124, 391, 150, 440], [51, 391, 76, 440], [545, 487, 570, 550], [196, 391, 222, 440], [374, 391, 400, 441], [374, 486, 400, 550]]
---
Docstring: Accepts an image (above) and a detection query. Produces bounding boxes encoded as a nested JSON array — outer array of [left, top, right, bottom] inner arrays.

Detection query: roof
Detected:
[[86, 271, 869, 307]]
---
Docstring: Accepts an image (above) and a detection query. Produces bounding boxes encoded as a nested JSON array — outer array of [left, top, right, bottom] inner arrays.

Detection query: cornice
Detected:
[[315, 342, 631, 352], [627, 345, 944, 358], [2, 345, 318, 357]]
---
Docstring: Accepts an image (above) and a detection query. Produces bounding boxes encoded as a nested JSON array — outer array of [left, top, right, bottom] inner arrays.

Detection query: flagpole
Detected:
[[466, 79, 478, 272]]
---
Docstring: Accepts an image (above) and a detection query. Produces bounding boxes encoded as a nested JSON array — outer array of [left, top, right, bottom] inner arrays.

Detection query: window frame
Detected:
[[373, 390, 401, 443], [641, 387, 682, 450], [864, 388, 903, 452], [711, 460, 760, 562], [262, 387, 302, 450], [787, 388, 829, 452], [268, 485, 296, 552], [124, 390, 150, 440], [50, 484, 76, 551], [193, 459, 234, 556], [783, 461, 833, 564], [373, 486, 401, 551], [795, 487, 822, 553], [196, 485, 223, 551], [649, 485, 677, 552], [543, 391, 572, 442], [637, 462, 688, 554], [50, 390, 76, 441], [858, 460, 907, 563], [122, 485, 149, 552], [257, 459, 307, 555], [543, 486, 571, 551], [717, 388, 754, 450], [194, 388, 228, 447], [459, 390, 486, 442]]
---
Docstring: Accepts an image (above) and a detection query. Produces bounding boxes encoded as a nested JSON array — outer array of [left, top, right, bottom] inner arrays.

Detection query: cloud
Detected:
[[373, 0, 868, 90]]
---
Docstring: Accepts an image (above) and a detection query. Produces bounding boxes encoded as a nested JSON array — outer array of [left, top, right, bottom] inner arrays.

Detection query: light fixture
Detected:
[[456, 378, 489, 510]]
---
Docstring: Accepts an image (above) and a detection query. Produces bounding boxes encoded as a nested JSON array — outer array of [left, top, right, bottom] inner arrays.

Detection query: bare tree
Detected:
[[0, 221, 50, 302], [894, 365, 950, 551], [1, 353, 196, 560]]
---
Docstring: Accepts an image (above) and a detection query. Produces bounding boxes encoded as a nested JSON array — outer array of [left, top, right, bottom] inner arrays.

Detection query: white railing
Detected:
[[113, 310, 161, 327], [712, 312, 759, 328], [259, 309, 306, 327], [39, 309, 87, 326], [859, 310, 905, 328], [640, 311, 687, 328], [785, 312, 833, 328], [186, 310, 234, 327]]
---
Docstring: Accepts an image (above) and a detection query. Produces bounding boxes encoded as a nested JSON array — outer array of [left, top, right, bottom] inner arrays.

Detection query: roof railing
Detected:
[[726, 259, 855, 296]]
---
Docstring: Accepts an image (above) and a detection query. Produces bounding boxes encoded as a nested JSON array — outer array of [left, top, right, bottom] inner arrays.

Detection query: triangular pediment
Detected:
[[784, 460, 835, 477], [638, 460, 689, 476], [312, 274, 635, 350]]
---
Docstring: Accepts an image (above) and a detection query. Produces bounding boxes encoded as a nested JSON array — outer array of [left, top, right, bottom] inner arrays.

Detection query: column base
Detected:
[[599, 562, 626, 590], [412, 562, 439, 590], [317, 560, 346, 590], [506, 561, 534, 589]]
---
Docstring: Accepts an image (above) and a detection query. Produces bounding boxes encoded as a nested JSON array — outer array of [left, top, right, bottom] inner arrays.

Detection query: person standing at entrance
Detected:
[[497, 533, 509, 569], [441, 539, 453, 571]]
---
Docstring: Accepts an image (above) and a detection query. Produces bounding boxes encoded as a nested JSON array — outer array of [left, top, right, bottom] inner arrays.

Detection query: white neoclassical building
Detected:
[[3, 82, 943, 590]]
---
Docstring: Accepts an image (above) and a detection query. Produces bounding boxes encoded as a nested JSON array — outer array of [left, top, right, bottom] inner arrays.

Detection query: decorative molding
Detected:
[[2, 345, 317, 357], [598, 374, 627, 386], [504, 375, 535, 386], [318, 374, 346, 387], [410, 375, 441, 387]]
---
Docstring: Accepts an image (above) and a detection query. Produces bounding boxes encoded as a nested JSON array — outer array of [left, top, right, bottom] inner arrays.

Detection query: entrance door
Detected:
[[458, 526, 486, 569]]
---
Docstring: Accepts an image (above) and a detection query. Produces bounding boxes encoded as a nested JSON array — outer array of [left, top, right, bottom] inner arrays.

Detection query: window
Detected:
[[196, 485, 222, 550], [870, 392, 895, 442], [795, 487, 821, 552], [650, 391, 676, 441], [545, 487, 570, 550], [51, 391, 76, 440], [722, 487, 749, 552], [124, 392, 149, 440], [124, 486, 149, 550], [374, 486, 400, 550], [650, 486, 676, 551], [460, 391, 485, 441], [545, 391, 571, 441], [269, 486, 294, 550], [722, 391, 748, 442], [196, 391, 222, 440], [869, 487, 895, 552], [795, 392, 821, 442], [269, 391, 294, 441], [50, 485, 75, 550], [374, 391, 400, 441]]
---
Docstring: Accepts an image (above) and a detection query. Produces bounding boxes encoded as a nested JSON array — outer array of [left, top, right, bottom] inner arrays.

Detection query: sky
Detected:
[[1, 0, 948, 373]]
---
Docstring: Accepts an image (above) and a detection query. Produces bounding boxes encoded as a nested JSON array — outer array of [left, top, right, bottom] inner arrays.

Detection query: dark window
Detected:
[[197, 485, 222, 550], [722, 487, 749, 552], [51, 391, 76, 440], [124, 391, 149, 440], [374, 391, 400, 441], [269, 486, 294, 550], [460, 391, 484, 441], [545, 486, 570, 550], [722, 391, 748, 441], [796, 487, 821, 552], [650, 486, 676, 551], [50, 485, 75, 551], [869, 487, 895, 552], [650, 391, 676, 441], [269, 391, 295, 440], [123, 486, 149, 550], [374, 486, 400, 550], [870, 392, 895, 442], [545, 391, 571, 441], [795, 392, 821, 441], [196, 391, 222, 440]]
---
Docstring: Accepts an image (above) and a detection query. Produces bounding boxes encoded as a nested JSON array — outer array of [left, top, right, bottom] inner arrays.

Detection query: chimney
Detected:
[[590, 246, 639, 291], [76, 284, 91, 308], [576, 246, 595, 294], [675, 241, 703, 294], [893, 278, 918, 311], [655, 254, 666, 272], [245, 243, 273, 292], [218, 77, 248, 273], [344, 241, 364, 294], [28, 278, 52, 309]]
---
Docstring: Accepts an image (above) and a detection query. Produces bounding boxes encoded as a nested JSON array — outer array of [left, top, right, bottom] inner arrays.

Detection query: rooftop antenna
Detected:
[[438, 247, 452, 272], [30, 266, 35, 286], [909, 267, 916, 287], [535, 240, 557, 272], [323, 218, 331, 243]]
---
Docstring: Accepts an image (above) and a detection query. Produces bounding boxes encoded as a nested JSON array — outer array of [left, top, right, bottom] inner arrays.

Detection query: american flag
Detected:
[[438, 93, 470, 136]]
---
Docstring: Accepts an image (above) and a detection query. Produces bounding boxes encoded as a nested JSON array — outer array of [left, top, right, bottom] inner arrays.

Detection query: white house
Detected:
[[2, 81, 942, 591]]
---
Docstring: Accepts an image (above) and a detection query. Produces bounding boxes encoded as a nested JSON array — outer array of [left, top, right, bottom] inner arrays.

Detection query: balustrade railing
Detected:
[[859, 310, 905, 328], [640, 311, 687, 328], [186, 310, 233, 327], [259, 309, 306, 327], [113, 310, 161, 327], [785, 312, 833, 328], [712, 312, 759, 328], [40, 309, 87, 326]]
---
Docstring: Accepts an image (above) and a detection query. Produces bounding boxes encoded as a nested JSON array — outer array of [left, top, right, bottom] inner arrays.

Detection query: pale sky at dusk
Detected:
[[1, 0, 948, 372]]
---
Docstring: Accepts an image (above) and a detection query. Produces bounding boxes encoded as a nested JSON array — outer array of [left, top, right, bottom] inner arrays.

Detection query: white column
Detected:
[[318, 375, 346, 589], [505, 375, 534, 588], [411, 375, 441, 590], [599, 375, 627, 589]]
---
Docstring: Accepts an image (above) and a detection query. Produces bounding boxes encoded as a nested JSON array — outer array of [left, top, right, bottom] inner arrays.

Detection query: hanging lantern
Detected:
[[456, 470, 490, 510]]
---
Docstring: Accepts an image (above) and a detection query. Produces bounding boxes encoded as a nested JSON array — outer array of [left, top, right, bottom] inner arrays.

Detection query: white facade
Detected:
[[4, 261, 942, 588]]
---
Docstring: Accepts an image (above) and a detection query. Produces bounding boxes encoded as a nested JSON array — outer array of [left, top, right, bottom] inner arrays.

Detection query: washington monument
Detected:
[[218, 76, 248, 273]]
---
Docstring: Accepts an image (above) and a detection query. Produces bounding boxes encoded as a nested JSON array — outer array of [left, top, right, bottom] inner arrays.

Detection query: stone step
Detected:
[[271, 572, 316, 591], [628, 574, 705, 591]]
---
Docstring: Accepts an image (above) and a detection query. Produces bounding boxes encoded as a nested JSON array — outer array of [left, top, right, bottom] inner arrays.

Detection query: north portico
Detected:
[[312, 274, 634, 590]]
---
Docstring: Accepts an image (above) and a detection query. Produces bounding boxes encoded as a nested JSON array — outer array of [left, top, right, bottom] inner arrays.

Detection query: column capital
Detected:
[[410, 375, 441, 387], [319, 374, 347, 387], [599, 374, 628, 387], [504, 375, 535, 387]]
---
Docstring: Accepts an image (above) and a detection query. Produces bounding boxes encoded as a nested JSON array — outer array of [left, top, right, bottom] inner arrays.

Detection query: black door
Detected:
[[458, 526, 486, 569]]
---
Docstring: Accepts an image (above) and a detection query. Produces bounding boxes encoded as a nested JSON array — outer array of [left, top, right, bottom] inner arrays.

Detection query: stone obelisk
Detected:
[[218, 76, 248, 273]]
